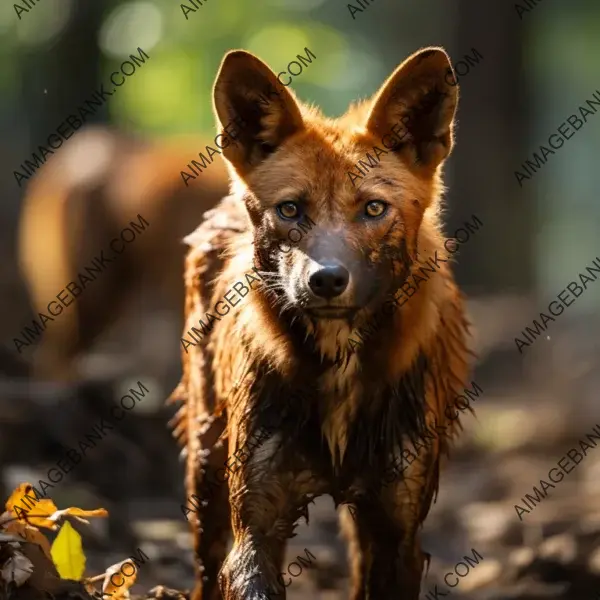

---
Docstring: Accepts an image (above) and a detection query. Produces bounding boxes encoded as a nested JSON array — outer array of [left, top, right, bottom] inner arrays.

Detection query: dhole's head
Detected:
[[213, 47, 458, 327]]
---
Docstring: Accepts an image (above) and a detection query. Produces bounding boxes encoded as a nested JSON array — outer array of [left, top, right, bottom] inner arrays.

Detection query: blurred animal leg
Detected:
[[344, 496, 426, 600]]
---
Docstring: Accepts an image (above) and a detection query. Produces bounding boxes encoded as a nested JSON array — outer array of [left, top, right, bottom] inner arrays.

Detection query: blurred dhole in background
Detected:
[[1, 0, 600, 598]]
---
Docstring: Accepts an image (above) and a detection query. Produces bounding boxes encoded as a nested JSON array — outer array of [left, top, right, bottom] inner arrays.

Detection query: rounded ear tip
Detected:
[[414, 46, 452, 66], [215, 50, 263, 90], [221, 49, 255, 65], [417, 46, 449, 57], [221, 50, 263, 65], [217, 50, 273, 86]]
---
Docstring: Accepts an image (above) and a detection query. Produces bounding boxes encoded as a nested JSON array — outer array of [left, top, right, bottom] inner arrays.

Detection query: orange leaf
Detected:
[[33, 507, 109, 530], [5, 483, 58, 528], [4, 483, 108, 530], [102, 559, 138, 599], [3, 521, 53, 563], [58, 508, 108, 519]]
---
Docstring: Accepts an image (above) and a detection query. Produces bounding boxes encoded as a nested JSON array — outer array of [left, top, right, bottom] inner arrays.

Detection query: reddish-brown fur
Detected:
[[170, 46, 471, 600], [18, 126, 228, 380]]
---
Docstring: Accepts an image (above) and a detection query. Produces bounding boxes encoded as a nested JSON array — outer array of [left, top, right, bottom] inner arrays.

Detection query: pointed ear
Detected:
[[212, 50, 304, 177], [366, 47, 459, 170]]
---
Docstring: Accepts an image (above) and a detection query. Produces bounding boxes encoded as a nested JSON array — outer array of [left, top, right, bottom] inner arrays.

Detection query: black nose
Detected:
[[308, 265, 350, 299]]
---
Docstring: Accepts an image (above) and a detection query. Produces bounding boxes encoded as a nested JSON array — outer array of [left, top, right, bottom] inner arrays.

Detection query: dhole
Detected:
[[18, 126, 228, 380], [170, 46, 471, 600]]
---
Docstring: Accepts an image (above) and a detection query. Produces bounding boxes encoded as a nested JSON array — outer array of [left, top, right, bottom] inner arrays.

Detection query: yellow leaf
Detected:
[[50, 521, 86, 580], [102, 559, 138, 599], [5, 483, 59, 528]]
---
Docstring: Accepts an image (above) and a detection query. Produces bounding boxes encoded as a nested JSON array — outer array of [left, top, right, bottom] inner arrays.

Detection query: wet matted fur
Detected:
[[169, 46, 472, 600]]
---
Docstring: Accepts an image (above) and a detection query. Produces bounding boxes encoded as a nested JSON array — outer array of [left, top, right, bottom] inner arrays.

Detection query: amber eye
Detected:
[[365, 200, 387, 218], [276, 201, 300, 220]]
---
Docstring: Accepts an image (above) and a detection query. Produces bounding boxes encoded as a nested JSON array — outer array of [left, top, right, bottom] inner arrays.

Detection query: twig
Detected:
[[1, 514, 54, 524]]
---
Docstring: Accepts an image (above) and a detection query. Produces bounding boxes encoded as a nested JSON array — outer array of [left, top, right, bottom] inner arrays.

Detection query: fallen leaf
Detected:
[[17, 535, 62, 594], [55, 507, 108, 519], [3, 520, 53, 562], [5, 483, 58, 528], [0, 531, 31, 543], [84, 579, 99, 595], [0, 550, 33, 587], [102, 558, 138, 599], [50, 521, 86, 580], [34, 507, 109, 530]]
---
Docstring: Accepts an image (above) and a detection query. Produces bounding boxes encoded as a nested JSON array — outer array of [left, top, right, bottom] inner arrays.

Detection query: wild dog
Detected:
[[18, 126, 228, 380], [170, 46, 471, 600]]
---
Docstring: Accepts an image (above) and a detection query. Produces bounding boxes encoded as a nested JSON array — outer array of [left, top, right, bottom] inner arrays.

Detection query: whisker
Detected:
[[260, 273, 281, 281]]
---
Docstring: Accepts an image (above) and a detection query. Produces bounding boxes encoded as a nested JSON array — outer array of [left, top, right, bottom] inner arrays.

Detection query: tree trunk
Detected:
[[446, 0, 534, 294]]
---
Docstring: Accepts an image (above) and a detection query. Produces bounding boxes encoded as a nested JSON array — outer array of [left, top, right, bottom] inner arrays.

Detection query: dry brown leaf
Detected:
[[84, 579, 99, 595], [3, 520, 53, 562], [0, 532, 30, 543], [17, 534, 62, 594], [2, 483, 111, 591], [101, 558, 138, 599], [0, 549, 34, 586]]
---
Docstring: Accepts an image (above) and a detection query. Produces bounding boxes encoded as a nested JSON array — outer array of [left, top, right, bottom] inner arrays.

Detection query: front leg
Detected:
[[219, 425, 324, 600], [342, 448, 438, 600], [343, 500, 426, 600]]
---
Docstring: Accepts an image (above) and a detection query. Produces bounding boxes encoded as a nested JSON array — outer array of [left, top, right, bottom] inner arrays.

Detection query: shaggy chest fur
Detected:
[[230, 316, 432, 488]]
